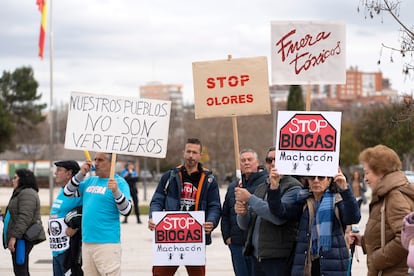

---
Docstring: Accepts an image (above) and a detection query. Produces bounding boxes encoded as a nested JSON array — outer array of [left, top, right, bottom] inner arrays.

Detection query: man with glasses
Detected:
[[64, 152, 132, 276], [235, 146, 302, 276], [221, 149, 268, 276]]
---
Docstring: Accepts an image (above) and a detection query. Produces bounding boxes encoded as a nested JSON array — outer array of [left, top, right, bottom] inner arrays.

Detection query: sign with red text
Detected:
[[152, 211, 205, 266], [64, 91, 171, 158], [275, 111, 342, 177], [271, 21, 346, 84], [192, 56, 271, 119]]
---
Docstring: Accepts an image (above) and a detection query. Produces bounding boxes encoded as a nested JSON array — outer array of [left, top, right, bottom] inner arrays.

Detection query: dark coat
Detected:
[[149, 164, 221, 245], [221, 170, 268, 245], [3, 187, 46, 248], [268, 187, 360, 276], [244, 176, 301, 260]]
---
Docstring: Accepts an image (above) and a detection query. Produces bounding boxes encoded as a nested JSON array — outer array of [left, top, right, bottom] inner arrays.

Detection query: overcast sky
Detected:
[[1, 0, 413, 107]]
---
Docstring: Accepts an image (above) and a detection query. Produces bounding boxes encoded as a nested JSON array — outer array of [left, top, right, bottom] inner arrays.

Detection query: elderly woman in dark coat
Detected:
[[267, 168, 360, 276], [2, 169, 46, 275]]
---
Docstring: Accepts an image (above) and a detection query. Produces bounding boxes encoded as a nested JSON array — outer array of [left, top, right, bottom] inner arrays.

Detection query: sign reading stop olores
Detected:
[[275, 111, 342, 177], [192, 56, 271, 119], [152, 211, 205, 266]]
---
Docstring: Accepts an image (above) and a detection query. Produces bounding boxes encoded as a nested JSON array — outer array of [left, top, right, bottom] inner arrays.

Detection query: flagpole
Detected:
[[48, 0, 55, 207]]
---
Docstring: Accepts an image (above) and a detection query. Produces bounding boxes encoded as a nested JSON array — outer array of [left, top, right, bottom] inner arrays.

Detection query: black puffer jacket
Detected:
[[3, 187, 46, 248]]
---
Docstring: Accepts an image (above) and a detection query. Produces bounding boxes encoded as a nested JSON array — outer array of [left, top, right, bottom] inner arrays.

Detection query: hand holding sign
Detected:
[[334, 167, 348, 190], [234, 187, 251, 203], [83, 150, 96, 171], [148, 218, 155, 231], [203, 221, 214, 235], [79, 160, 93, 176], [269, 167, 282, 190], [107, 178, 118, 193], [234, 200, 248, 216]]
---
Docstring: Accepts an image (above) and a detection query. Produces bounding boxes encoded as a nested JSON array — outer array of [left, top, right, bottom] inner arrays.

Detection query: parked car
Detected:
[[405, 171, 414, 184]]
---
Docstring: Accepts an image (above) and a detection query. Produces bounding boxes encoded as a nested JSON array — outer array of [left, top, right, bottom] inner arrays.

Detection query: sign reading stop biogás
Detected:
[[279, 113, 337, 151], [275, 111, 342, 177], [152, 211, 205, 266]]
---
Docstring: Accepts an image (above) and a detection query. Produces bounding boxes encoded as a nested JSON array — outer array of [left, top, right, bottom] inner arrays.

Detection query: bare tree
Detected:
[[358, 0, 414, 75]]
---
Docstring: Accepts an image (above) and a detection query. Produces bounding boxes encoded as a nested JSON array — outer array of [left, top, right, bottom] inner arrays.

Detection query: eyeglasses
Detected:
[[265, 157, 275, 164], [306, 176, 327, 181]]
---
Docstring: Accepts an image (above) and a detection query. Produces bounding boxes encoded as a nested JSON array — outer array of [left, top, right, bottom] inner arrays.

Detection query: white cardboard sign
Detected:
[[152, 211, 205, 266], [271, 21, 346, 84], [192, 56, 271, 119], [64, 91, 171, 158], [275, 111, 342, 177]]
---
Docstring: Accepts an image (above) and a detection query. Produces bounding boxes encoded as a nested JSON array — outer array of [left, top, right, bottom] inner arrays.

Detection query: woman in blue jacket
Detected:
[[267, 169, 360, 276]]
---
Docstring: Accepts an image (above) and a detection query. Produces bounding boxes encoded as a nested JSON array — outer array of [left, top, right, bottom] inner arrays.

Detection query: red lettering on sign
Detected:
[[275, 29, 331, 62], [155, 213, 203, 243], [279, 114, 336, 151], [206, 94, 254, 106], [274, 28, 342, 75], [206, 75, 250, 89], [155, 229, 202, 243]]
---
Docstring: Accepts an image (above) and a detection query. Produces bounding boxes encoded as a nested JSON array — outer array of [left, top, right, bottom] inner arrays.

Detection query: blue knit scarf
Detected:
[[311, 189, 335, 255]]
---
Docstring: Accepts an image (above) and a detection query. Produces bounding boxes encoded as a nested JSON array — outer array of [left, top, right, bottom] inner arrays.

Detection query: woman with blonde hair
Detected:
[[350, 144, 414, 275]]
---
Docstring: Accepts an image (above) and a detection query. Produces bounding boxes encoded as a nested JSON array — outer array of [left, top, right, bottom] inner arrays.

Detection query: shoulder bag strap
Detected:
[[378, 198, 386, 276]]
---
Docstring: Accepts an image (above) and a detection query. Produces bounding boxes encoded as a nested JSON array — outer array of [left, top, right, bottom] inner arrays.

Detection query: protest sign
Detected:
[[152, 211, 205, 266], [192, 56, 271, 118], [271, 21, 346, 84], [64, 91, 171, 158], [275, 111, 342, 176]]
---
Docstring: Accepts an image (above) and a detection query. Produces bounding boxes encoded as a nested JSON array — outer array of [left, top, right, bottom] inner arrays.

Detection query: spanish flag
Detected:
[[36, 0, 47, 59]]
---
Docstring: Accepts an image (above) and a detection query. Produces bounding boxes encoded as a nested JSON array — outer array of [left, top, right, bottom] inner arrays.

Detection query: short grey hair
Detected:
[[239, 148, 258, 161]]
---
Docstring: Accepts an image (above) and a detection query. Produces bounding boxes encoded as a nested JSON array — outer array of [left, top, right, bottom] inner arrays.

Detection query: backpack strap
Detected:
[[163, 168, 178, 195], [194, 172, 206, 211]]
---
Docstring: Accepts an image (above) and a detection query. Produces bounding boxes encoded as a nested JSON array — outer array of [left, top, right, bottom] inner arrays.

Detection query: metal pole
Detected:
[[143, 157, 148, 201], [48, 0, 55, 207]]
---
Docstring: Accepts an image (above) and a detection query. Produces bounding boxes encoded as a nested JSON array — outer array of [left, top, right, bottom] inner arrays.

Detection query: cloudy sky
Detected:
[[1, 0, 413, 107]]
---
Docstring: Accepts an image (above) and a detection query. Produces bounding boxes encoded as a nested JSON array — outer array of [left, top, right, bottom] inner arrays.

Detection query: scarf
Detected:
[[311, 189, 335, 255]]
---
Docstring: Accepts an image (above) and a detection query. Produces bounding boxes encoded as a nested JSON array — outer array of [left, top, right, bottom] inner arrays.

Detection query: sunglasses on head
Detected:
[[265, 157, 275, 164], [306, 176, 327, 181]]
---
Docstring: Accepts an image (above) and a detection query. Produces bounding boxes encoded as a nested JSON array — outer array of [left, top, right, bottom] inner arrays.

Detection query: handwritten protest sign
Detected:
[[152, 211, 205, 266], [275, 111, 342, 177], [64, 91, 171, 158], [192, 56, 271, 118], [271, 21, 346, 84]]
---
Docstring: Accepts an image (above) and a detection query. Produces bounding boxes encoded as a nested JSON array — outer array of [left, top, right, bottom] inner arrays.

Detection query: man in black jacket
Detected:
[[235, 147, 302, 276], [221, 149, 268, 276]]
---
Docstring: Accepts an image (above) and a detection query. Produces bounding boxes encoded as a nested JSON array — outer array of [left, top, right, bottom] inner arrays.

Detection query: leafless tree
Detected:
[[358, 0, 414, 75]]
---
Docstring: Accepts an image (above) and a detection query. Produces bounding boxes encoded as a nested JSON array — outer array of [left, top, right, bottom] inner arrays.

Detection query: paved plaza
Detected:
[[0, 185, 369, 275]]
